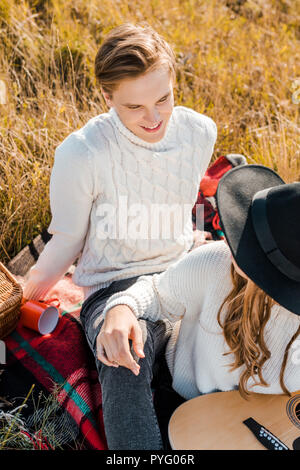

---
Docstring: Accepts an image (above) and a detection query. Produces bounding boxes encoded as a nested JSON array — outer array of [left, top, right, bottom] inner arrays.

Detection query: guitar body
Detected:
[[168, 390, 300, 450]]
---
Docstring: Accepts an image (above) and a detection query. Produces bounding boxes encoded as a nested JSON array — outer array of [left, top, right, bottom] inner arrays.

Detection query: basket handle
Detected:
[[0, 261, 22, 287]]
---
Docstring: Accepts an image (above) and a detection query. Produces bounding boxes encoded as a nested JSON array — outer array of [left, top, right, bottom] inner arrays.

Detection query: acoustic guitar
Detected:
[[168, 390, 300, 450]]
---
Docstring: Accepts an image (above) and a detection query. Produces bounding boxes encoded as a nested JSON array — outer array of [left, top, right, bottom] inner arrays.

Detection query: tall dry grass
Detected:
[[0, 0, 299, 264]]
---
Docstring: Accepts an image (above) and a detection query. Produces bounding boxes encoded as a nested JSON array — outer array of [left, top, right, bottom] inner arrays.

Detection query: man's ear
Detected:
[[101, 88, 113, 107]]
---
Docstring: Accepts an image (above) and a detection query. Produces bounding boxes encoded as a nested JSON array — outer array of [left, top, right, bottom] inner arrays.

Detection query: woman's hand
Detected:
[[96, 304, 145, 376]]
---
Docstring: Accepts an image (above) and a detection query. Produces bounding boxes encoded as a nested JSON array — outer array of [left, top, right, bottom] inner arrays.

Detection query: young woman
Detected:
[[101, 165, 300, 447], [23, 23, 217, 449]]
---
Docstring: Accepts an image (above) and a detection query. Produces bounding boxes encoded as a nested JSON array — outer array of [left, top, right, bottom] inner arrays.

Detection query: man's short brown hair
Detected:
[[95, 23, 176, 96]]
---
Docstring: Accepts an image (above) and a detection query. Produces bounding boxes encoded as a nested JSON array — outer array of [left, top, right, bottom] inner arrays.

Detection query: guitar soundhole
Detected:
[[296, 403, 300, 422], [286, 395, 300, 429]]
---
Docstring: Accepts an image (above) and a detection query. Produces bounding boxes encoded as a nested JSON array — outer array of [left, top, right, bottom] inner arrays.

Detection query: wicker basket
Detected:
[[0, 261, 23, 340]]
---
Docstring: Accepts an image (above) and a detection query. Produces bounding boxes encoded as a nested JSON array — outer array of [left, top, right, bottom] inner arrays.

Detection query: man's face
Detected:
[[102, 67, 174, 143]]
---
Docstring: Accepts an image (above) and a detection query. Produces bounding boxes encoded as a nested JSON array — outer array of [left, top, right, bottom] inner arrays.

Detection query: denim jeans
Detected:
[[80, 274, 173, 450]]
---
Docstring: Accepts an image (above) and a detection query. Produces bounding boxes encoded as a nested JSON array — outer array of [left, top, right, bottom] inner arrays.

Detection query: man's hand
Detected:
[[96, 304, 145, 376], [190, 230, 214, 251]]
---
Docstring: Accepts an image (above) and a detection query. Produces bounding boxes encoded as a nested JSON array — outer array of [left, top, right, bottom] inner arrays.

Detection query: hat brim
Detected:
[[216, 165, 300, 316]]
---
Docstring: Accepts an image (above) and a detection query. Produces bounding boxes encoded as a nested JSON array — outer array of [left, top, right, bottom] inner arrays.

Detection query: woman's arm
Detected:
[[98, 242, 230, 373], [102, 263, 187, 323], [102, 241, 229, 323], [97, 262, 187, 374], [23, 135, 95, 300]]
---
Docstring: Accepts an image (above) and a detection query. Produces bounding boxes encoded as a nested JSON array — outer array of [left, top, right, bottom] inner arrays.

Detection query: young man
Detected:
[[23, 23, 217, 449]]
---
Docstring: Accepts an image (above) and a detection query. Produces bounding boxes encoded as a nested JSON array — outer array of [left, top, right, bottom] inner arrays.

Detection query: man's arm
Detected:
[[24, 136, 95, 300]]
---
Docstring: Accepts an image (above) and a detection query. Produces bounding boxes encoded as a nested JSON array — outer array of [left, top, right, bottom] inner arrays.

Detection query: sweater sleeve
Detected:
[[102, 267, 186, 323], [102, 241, 230, 322], [23, 135, 95, 301]]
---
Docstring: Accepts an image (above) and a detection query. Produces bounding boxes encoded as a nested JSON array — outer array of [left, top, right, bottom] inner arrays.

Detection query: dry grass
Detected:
[[0, 0, 299, 264], [0, 383, 79, 449]]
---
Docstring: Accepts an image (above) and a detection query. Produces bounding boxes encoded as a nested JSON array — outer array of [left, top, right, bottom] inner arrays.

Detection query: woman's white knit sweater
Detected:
[[102, 241, 300, 400], [23, 106, 217, 302]]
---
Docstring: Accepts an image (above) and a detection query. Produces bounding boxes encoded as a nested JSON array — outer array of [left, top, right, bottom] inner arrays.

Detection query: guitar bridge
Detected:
[[243, 417, 289, 450]]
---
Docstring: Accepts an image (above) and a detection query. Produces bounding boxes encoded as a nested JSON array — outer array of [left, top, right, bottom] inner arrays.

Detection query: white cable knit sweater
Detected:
[[23, 106, 217, 302], [102, 241, 300, 400]]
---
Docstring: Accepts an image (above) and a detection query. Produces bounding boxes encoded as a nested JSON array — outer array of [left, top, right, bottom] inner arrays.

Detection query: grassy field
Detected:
[[0, 0, 299, 265]]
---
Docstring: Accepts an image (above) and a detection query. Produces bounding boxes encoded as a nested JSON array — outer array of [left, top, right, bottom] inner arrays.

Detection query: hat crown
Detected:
[[216, 164, 300, 315], [266, 183, 300, 269]]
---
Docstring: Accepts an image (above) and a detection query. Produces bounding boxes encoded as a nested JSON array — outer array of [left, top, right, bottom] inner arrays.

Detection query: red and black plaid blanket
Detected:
[[0, 305, 108, 450]]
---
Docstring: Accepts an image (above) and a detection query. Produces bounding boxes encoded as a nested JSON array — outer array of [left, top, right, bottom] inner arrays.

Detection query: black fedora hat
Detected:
[[216, 164, 300, 316]]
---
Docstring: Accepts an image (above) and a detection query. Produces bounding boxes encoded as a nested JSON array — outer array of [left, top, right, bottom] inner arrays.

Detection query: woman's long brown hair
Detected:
[[217, 264, 300, 398]]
